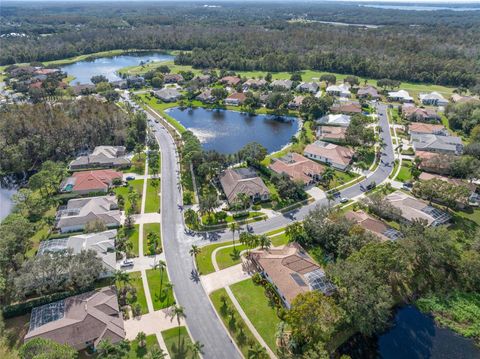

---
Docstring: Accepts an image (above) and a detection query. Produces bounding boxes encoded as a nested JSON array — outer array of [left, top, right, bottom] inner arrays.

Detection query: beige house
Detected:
[[345, 210, 402, 241], [269, 153, 324, 185], [304, 141, 354, 171], [219, 168, 269, 204], [249, 243, 334, 308], [24, 286, 125, 350]]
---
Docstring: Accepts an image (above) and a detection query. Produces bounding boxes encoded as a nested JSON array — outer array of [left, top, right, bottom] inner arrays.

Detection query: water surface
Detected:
[[0, 187, 16, 221], [166, 107, 299, 154], [61, 52, 173, 84]]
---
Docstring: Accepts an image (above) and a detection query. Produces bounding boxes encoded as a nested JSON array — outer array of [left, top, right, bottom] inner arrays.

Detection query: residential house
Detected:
[[219, 168, 269, 204], [451, 94, 479, 104], [345, 210, 402, 241], [408, 122, 447, 137], [271, 79, 293, 90], [24, 286, 125, 350], [296, 82, 319, 94], [316, 126, 347, 143], [304, 141, 355, 171], [419, 92, 449, 106], [401, 105, 440, 122], [269, 153, 325, 185], [316, 114, 351, 127], [34, 68, 59, 76], [37, 230, 117, 277], [196, 89, 216, 104], [225, 92, 247, 106], [242, 79, 267, 91], [357, 85, 380, 99], [69, 146, 130, 170], [110, 80, 127, 89], [288, 95, 305, 109], [60, 170, 122, 195], [126, 76, 145, 89], [71, 84, 96, 96], [249, 243, 335, 308], [416, 151, 454, 175], [384, 191, 451, 226], [330, 102, 362, 114], [220, 76, 241, 87], [56, 195, 121, 233], [388, 90, 414, 103], [154, 88, 182, 102], [411, 133, 463, 155], [194, 74, 212, 85], [163, 73, 184, 84], [326, 83, 351, 98]]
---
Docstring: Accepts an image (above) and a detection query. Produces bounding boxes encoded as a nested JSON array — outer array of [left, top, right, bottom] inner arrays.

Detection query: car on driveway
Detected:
[[120, 259, 134, 268], [126, 176, 135, 181]]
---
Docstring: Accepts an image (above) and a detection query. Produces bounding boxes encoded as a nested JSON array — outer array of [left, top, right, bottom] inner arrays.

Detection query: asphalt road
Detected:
[[150, 118, 242, 358], [128, 93, 394, 358]]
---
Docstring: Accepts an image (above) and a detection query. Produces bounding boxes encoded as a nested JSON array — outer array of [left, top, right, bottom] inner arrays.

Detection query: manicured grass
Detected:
[[197, 241, 236, 275], [389, 159, 400, 179], [137, 94, 186, 134], [146, 268, 175, 311], [201, 211, 265, 225], [161, 326, 194, 359], [396, 160, 413, 182], [114, 179, 144, 213], [118, 271, 148, 315], [123, 153, 146, 175], [128, 334, 159, 359], [230, 279, 281, 351], [210, 288, 260, 357], [145, 179, 160, 213], [270, 232, 289, 247], [143, 223, 161, 256], [125, 225, 140, 257], [417, 291, 480, 343], [264, 227, 286, 236], [215, 244, 248, 270]]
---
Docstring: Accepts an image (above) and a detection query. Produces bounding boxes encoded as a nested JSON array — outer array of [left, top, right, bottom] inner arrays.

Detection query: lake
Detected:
[[166, 107, 300, 154], [340, 306, 480, 359], [61, 52, 174, 85]]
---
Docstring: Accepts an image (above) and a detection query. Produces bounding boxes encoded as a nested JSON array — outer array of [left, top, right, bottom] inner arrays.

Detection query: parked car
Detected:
[[340, 197, 349, 203], [120, 259, 134, 268], [366, 181, 376, 191], [126, 176, 135, 181]]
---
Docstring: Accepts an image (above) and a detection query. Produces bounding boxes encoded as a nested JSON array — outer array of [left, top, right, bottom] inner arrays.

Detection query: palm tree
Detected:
[[164, 282, 174, 307], [146, 346, 167, 359], [114, 270, 130, 287], [168, 305, 187, 349], [258, 234, 271, 250], [184, 209, 198, 229], [248, 344, 268, 359], [229, 222, 240, 249], [189, 341, 204, 358], [322, 167, 335, 188], [326, 192, 335, 206], [189, 245, 201, 269], [136, 331, 147, 348], [96, 339, 116, 357], [153, 260, 167, 297]]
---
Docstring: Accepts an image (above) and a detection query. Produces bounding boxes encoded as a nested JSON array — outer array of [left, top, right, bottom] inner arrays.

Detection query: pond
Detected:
[[340, 306, 480, 359], [166, 107, 300, 154], [60, 52, 174, 84], [0, 187, 16, 222]]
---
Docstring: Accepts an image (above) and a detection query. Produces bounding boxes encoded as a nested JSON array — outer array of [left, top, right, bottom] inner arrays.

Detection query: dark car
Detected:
[[126, 176, 135, 181], [366, 181, 376, 191]]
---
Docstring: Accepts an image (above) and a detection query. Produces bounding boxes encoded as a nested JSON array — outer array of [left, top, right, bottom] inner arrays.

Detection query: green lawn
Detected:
[[230, 279, 281, 351], [128, 334, 159, 359], [196, 241, 236, 275], [146, 268, 175, 311], [161, 326, 194, 359], [119, 271, 148, 315], [210, 288, 260, 357], [122, 153, 146, 175], [143, 223, 161, 256], [137, 94, 186, 134], [125, 225, 140, 257], [215, 244, 248, 270], [114, 179, 144, 213], [270, 232, 289, 247], [145, 179, 160, 213], [396, 160, 413, 182], [201, 211, 265, 226]]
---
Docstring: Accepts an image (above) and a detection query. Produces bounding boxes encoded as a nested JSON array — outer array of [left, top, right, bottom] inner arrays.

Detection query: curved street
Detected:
[[143, 99, 394, 358]]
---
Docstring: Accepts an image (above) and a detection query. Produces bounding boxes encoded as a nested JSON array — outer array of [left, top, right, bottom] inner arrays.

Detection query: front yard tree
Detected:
[[238, 142, 267, 167], [299, 96, 333, 121]]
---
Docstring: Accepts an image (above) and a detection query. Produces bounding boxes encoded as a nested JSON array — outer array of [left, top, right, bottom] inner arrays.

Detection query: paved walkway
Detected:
[[133, 212, 161, 224], [201, 263, 251, 294], [225, 286, 276, 358]]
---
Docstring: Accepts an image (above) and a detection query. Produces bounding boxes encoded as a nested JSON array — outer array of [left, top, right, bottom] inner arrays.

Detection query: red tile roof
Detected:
[[71, 170, 122, 192], [269, 153, 324, 184]]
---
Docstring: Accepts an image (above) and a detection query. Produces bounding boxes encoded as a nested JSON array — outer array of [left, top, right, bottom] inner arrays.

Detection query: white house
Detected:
[[326, 83, 351, 98], [387, 90, 414, 103], [419, 92, 449, 106], [316, 113, 351, 127]]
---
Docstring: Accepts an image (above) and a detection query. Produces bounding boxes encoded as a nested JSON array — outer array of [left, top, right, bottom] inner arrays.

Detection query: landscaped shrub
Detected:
[[252, 204, 261, 211]]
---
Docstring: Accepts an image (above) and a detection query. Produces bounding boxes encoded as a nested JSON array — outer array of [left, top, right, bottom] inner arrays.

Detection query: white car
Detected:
[[340, 197, 349, 203], [120, 259, 134, 268]]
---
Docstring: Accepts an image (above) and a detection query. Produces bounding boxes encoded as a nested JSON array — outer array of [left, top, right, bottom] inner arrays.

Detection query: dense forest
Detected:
[[0, 98, 146, 176], [1, 2, 480, 87]]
